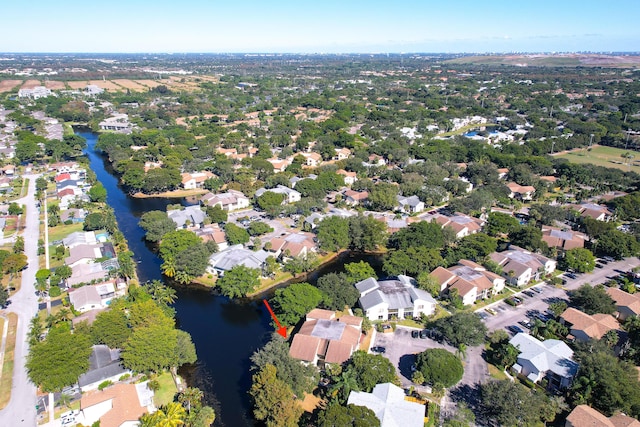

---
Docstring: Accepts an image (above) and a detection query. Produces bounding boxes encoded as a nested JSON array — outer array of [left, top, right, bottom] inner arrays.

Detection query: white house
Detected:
[[509, 333, 578, 390], [167, 205, 207, 229], [430, 259, 506, 306], [180, 171, 215, 190], [201, 190, 250, 211], [68, 282, 117, 313], [254, 185, 301, 204], [489, 246, 556, 287], [355, 275, 436, 321], [396, 195, 425, 214], [348, 383, 425, 427]]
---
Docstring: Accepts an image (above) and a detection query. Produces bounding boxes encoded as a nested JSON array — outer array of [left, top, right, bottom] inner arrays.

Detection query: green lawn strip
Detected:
[[48, 223, 84, 242], [153, 371, 178, 407], [0, 313, 18, 409], [487, 363, 508, 381], [557, 145, 640, 174]]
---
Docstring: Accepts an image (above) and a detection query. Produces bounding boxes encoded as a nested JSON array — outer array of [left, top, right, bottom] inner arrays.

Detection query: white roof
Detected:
[[509, 333, 578, 379], [348, 383, 424, 427]]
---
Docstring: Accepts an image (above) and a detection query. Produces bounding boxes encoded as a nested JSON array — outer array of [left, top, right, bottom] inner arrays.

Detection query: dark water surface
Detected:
[[77, 128, 384, 426]]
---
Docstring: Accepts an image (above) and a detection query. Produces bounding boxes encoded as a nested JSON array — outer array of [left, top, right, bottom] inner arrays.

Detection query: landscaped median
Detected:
[[0, 313, 18, 409]]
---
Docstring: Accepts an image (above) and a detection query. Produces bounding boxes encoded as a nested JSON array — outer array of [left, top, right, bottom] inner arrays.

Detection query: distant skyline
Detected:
[[3, 0, 639, 54]]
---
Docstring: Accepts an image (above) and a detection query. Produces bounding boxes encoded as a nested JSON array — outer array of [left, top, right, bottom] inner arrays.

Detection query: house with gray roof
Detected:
[[167, 205, 207, 229], [78, 345, 131, 392], [348, 383, 425, 427], [396, 195, 425, 213], [509, 333, 578, 390], [489, 245, 556, 287], [355, 275, 436, 321], [63, 231, 98, 249], [254, 185, 301, 204], [207, 244, 270, 275]]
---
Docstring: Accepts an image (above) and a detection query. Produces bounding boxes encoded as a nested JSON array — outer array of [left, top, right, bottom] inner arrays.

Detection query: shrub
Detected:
[[98, 380, 113, 391]]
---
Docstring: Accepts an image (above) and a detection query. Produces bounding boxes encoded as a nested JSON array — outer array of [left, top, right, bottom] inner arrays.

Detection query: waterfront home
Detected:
[[289, 309, 362, 366], [68, 282, 117, 313], [180, 171, 215, 190], [207, 245, 270, 276], [509, 333, 578, 390], [355, 275, 436, 321], [167, 205, 207, 229], [79, 382, 153, 427]]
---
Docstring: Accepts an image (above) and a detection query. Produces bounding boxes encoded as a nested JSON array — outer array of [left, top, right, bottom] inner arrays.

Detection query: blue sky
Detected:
[[3, 0, 639, 53]]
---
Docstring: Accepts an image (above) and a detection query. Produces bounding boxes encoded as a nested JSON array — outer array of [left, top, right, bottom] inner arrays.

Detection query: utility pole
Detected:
[[589, 133, 594, 148], [625, 130, 631, 150]]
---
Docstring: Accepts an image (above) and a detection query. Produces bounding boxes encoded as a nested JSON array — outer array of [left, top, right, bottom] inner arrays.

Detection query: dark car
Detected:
[[518, 320, 532, 329], [371, 346, 386, 354], [419, 330, 429, 339], [531, 287, 543, 294], [507, 325, 524, 334], [411, 330, 419, 338], [506, 297, 523, 306], [522, 290, 535, 297], [565, 273, 577, 279]]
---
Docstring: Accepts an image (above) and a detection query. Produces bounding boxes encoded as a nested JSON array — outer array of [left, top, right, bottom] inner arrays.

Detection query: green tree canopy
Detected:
[[271, 282, 325, 327], [317, 216, 351, 252], [432, 312, 487, 347], [249, 364, 303, 427], [139, 210, 177, 242], [90, 308, 133, 348], [216, 265, 260, 298], [344, 351, 399, 392], [26, 323, 92, 392], [569, 284, 616, 315], [485, 211, 521, 236], [316, 272, 360, 311], [415, 348, 463, 388], [224, 223, 250, 245], [158, 229, 202, 261], [343, 261, 377, 284], [122, 323, 178, 373], [388, 220, 446, 250], [318, 403, 380, 427], [480, 380, 554, 427], [562, 248, 596, 273]]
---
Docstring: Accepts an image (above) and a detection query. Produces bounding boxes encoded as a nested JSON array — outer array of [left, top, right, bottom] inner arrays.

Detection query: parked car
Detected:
[[506, 297, 523, 306], [522, 290, 535, 297], [596, 263, 604, 269], [518, 320, 532, 329], [603, 256, 615, 262], [371, 346, 386, 354], [411, 330, 419, 338], [531, 287, 542, 294], [565, 273, 577, 279], [419, 330, 429, 339], [507, 325, 524, 334], [485, 308, 497, 316]]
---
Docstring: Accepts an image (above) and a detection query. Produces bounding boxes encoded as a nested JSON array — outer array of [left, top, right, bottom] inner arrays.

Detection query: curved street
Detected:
[[0, 175, 41, 426]]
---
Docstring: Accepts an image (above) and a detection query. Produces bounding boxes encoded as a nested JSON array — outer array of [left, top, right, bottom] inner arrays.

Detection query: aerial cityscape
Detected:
[[0, 2, 640, 427]]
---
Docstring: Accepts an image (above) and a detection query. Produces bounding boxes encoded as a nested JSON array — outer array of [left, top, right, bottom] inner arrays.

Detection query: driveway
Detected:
[[0, 174, 40, 425]]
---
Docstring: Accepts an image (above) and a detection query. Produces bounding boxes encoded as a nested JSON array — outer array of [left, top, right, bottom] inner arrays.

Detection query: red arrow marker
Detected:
[[263, 299, 287, 338]]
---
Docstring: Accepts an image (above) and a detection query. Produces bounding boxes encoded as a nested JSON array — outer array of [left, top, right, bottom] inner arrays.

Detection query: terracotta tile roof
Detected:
[[607, 287, 640, 314], [307, 309, 335, 320], [325, 341, 354, 364], [338, 315, 363, 328], [81, 383, 148, 427], [610, 414, 640, 427], [561, 308, 619, 340], [566, 405, 615, 427], [289, 334, 321, 362]]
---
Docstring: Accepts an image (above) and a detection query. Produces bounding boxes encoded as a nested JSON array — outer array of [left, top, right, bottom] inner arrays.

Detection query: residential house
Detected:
[[98, 114, 132, 133], [509, 333, 579, 390], [63, 231, 98, 249], [560, 307, 620, 342], [79, 382, 153, 427], [347, 383, 426, 427], [18, 86, 52, 99], [507, 182, 536, 201], [254, 185, 301, 204], [67, 263, 109, 287], [575, 203, 613, 222], [565, 404, 640, 427], [289, 309, 362, 366], [266, 232, 316, 259], [489, 246, 556, 287], [434, 213, 483, 239], [207, 245, 270, 276], [65, 243, 112, 268], [78, 345, 131, 392], [84, 85, 104, 96], [302, 152, 322, 167], [266, 157, 291, 173], [303, 212, 325, 230], [200, 190, 250, 211], [396, 195, 425, 214], [68, 282, 117, 313], [497, 168, 509, 180], [167, 205, 207, 229], [336, 169, 357, 186], [334, 147, 351, 161], [194, 225, 228, 251], [61, 208, 87, 223], [606, 287, 640, 321], [180, 171, 215, 190], [343, 189, 368, 206], [355, 275, 437, 321], [541, 226, 587, 250], [430, 260, 506, 306]]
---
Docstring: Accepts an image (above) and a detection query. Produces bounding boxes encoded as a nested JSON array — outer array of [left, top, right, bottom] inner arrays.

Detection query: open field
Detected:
[[0, 313, 18, 409], [44, 81, 66, 90], [111, 79, 147, 90], [0, 80, 22, 93], [88, 80, 121, 91], [557, 145, 640, 174], [20, 79, 41, 89], [131, 79, 165, 89], [67, 81, 88, 89]]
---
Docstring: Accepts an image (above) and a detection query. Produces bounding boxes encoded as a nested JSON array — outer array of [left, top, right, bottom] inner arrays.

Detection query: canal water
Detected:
[[76, 128, 384, 426]]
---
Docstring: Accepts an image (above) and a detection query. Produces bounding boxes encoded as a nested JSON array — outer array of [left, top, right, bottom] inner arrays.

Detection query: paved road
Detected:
[[0, 175, 40, 426]]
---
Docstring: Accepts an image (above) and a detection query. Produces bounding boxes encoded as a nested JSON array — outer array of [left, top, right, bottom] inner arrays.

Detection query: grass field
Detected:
[[0, 313, 18, 410], [48, 222, 84, 242], [556, 145, 640, 174], [153, 372, 178, 407], [0, 80, 22, 93]]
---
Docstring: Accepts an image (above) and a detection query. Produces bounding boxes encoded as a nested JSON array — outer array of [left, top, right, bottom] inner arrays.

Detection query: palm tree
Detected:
[[530, 318, 545, 338], [142, 402, 186, 427], [329, 369, 360, 403], [174, 270, 193, 285], [161, 258, 176, 278], [144, 280, 177, 306], [56, 393, 72, 409], [178, 387, 203, 414], [456, 343, 467, 360]]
